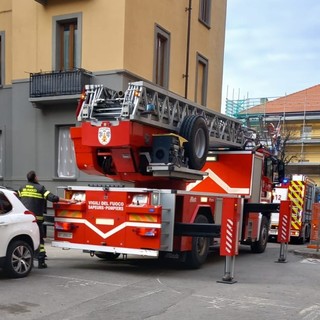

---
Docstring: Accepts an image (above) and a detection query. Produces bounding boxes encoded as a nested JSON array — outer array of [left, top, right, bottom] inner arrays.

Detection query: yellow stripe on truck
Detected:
[[288, 180, 305, 232], [291, 217, 301, 230], [56, 210, 82, 218], [129, 214, 157, 222], [288, 181, 304, 211]]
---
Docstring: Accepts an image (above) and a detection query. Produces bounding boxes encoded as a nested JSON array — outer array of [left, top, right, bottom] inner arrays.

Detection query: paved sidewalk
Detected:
[[290, 243, 320, 259]]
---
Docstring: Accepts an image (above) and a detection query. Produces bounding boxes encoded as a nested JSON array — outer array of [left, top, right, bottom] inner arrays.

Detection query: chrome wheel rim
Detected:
[[11, 245, 32, 275]]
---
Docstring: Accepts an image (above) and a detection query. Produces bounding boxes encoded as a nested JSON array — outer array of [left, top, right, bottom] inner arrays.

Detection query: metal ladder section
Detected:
[[78, 81, 255, 149], [77, 85, 123, 121]]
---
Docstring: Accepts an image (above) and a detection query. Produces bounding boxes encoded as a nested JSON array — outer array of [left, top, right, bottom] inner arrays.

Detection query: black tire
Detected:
[[302, 224, 310, 243], [99, 156, 116, 175], [305, 224, 311, 243], [185, 214, 210, 269], [297, 225, 309, 244], [95, 252, 120, 260], [251, 216, 269, 253], [4, 240, 34, 278], [179, 115, 209, 170]]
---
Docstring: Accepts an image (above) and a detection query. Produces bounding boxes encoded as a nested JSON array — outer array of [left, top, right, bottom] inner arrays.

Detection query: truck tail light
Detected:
[[137, 228, 158, 237], [55, 222, 74, 232], [24, 210, 37, 223]]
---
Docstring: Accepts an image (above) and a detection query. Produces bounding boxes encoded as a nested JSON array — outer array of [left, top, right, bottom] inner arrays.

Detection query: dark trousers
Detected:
[[37, 220, 46, 246], [37, 220, 46, 261]]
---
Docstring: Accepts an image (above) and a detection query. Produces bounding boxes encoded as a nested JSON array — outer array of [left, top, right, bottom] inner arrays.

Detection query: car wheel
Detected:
[[4, 240, 34, 278]]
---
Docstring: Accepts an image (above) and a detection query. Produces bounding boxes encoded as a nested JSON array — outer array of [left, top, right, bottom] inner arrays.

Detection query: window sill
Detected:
[[52, 177, 77, 182], [198, 19, 211, 30]]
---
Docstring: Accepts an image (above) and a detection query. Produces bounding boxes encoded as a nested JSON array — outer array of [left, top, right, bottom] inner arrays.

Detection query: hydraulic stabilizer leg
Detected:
[[218, 198, 242, 284], [276, 200, 292, 264], [277, 242, 288, 263], [220, 255, 237, 284]]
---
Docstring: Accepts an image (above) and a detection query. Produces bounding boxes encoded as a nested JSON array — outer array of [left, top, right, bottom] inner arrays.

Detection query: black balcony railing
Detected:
[[29, 68, 92, 98]]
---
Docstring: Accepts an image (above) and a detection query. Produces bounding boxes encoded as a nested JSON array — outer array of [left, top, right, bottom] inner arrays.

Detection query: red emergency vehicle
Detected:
[[52, 81, 283, 269], [270, 175, 317, 243]]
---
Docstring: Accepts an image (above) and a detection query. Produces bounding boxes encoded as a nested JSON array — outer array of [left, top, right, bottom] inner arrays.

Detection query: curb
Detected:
[[291, 249, 320, 259]]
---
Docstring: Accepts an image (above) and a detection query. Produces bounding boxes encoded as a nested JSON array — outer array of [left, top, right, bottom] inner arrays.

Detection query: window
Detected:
[[0, 192, 12, 214], [195, 53, 208, 106], [57, 126, 76, 178], [199, 0, 211, 27], [53, 13, 82, 70], [0, 31, 5, 85], [154, 25, 170, 88], [301, 125, 312, 139]]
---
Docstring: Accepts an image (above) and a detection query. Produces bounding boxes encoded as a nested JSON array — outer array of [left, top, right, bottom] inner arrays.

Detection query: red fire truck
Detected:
[[52, 81, 283, 269], [269, 175, 317, 243]]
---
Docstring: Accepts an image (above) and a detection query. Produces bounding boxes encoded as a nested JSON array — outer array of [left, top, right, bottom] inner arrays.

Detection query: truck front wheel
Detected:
[[251, 216, 269, 253]]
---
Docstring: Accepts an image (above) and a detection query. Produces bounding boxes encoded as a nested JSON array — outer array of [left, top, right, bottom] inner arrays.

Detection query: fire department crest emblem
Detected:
[[98, 127, 111, 145]]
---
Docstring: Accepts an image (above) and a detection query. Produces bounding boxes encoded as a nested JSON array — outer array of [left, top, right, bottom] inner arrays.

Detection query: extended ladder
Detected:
[[78, 81, 255, 150]]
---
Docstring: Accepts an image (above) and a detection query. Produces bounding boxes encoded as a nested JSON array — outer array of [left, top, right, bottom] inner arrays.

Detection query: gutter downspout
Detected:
[[184, 0, 192, 99]]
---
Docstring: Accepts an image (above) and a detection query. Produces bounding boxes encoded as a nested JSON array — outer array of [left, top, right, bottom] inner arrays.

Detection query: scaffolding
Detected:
[[224, 87, 320, 185], [225, 97, 272, 118], [225, 96, 280, 153]]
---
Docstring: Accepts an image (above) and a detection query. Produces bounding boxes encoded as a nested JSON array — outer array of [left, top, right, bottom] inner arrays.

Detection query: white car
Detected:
[[0, 187, 40, 278]]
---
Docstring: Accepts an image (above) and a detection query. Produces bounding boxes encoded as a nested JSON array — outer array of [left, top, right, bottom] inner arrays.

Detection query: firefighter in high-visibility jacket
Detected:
[[18, 170, 74, 268]]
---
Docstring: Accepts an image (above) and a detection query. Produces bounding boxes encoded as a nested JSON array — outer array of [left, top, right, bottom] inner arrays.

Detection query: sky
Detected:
[[222, 0, 320, 102]]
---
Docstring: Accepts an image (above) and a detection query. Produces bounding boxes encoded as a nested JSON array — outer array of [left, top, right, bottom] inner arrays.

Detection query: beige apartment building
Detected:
[[0, 0, 227, 190]]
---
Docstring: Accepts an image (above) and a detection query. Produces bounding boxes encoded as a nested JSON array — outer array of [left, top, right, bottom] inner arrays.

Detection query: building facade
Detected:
[[0, 0, 227, 193], [227, 85, 320, 186]]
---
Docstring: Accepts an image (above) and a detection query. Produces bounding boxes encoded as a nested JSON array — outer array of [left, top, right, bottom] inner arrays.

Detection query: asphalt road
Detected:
[[0, 241, 320, 320]]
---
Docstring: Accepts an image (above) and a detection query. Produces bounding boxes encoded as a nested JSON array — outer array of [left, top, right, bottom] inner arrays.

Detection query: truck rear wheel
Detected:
[[251, 216, 269, 253], [298, 224, 310, 244], [179, 115, 209, 170], [305, 224, 311, 242], [185, 214, 210, 269]]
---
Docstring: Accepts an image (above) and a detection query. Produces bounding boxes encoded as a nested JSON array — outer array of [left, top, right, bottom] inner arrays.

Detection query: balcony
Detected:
[[286, 162, 320, 176], [287, 135, 320, 145], [29, 68, 93, 107]]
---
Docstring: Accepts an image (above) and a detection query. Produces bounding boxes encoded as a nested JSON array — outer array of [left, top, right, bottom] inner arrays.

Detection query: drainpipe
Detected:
[[184, 0, 192, 99]]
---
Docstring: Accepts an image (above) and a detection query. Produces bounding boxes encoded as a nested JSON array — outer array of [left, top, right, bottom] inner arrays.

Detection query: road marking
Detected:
[[157, 278, 182, 294], [299, 304, 320, 320], [193, 294, 297, 310], [43, 274, 124, 287], [300, 259, 320, 264]]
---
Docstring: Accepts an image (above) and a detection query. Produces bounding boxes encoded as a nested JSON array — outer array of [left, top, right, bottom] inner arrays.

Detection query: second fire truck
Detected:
[[52, 81, 284, 269], [269, 175, 317, 243]]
